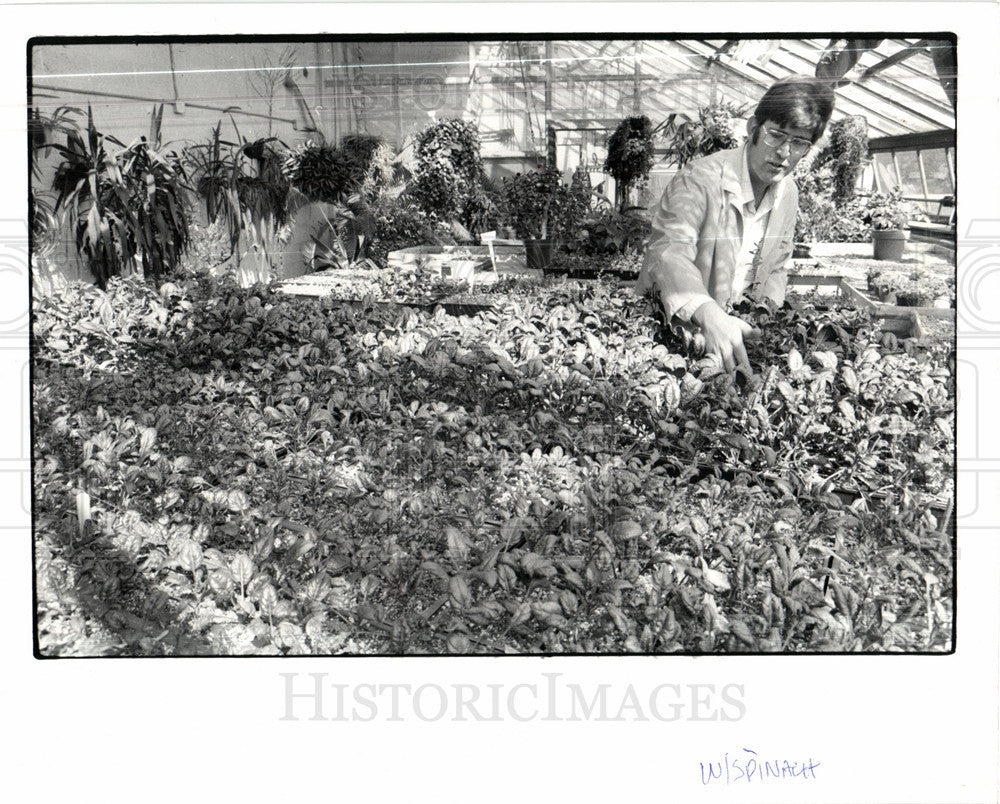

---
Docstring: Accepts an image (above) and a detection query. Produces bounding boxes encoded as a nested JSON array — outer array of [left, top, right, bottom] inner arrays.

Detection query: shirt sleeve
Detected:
[[635, 167, 716, 320], [673, 293, 715, 322]]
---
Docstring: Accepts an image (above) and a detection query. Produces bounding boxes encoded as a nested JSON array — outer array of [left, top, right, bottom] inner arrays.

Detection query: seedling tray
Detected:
[[387, 244, 525, 274], [278, 268, 497, 316]]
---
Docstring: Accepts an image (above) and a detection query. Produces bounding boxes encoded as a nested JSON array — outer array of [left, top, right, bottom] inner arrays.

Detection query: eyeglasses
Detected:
[[760, 126, 813, 155]]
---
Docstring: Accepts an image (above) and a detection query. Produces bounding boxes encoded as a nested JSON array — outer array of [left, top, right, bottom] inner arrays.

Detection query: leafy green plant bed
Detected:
[[33, 272, 953, 655]]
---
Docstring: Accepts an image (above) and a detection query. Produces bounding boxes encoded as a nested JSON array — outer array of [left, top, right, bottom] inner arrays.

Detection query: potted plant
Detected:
[[863, 188, 911, 261], [52, 105, 192, 288], [503, 167, 587, 272]]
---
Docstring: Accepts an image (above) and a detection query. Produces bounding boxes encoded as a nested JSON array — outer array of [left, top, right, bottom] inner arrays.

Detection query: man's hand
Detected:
[[691, 300, 758, 373]]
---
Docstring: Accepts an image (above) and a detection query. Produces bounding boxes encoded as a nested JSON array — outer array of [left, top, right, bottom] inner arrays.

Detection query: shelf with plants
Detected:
[[787, 272, 955, 345], [865, 262, 955, 308]]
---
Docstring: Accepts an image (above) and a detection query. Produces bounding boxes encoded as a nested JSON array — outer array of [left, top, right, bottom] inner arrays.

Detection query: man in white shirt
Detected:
[[636, 77, 835, 372]]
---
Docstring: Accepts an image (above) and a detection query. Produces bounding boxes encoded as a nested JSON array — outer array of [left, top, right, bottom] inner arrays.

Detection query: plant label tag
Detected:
[[480, 231, 498, 271]]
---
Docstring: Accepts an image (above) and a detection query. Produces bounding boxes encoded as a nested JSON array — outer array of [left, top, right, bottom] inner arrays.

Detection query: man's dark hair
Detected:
[[753, 76, 836, 143]]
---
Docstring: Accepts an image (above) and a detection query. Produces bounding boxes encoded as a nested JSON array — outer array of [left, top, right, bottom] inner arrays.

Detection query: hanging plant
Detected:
[[793, 116, 871, 245], [339, 134, 395, 202], [664, 102, 747, 169], [604, 115, 654, 210], [281, 140, 357, 205], [828, 116, 869, 206]]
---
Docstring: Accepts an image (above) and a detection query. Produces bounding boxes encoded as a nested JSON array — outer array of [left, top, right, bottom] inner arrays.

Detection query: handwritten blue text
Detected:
[[700, 748, 819, 785]]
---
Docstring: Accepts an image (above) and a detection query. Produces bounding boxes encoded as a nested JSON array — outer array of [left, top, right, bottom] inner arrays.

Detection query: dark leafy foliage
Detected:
[[368, 198, 457, 268], [573, 205, 651, 256], [33, 273, 953, 655], [284, 133, 395, 208], [664, 102, 747, 169], [338, 134, 395, 202], [502, 167, 591, 241], [49, 106, 191, 288], [604, 115, 655, 210], [410, 119, 499, 235], [282, 140, 359, 205], [30, 106, 83, 252]]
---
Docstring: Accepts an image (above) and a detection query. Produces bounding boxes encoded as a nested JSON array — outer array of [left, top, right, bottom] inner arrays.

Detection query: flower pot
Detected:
[[872, 229, 906, 261], [524, 238, 558, 271], [793, 242, 813, 258]]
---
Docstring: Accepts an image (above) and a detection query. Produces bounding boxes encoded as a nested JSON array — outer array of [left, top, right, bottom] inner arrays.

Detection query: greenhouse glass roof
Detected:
[[470, 38, 954, 141]]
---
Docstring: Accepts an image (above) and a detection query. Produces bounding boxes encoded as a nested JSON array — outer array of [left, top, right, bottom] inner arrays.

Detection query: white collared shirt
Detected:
[[674, 145, 782, 320], [731, 150, 779, 304]]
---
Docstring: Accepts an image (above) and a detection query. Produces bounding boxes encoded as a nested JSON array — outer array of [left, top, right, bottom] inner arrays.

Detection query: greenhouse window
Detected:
[[869, 130, 955, 224]]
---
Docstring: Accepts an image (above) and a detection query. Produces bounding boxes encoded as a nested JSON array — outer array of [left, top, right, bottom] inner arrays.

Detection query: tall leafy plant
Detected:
[[604, 115, 654, 210], [50, 105, 191, 288], [184, 118, 290, 260], [411, 119, 498, 235]]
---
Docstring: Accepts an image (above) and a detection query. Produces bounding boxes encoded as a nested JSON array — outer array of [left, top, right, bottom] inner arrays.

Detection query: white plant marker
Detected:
[[480, 230, 498, 272]]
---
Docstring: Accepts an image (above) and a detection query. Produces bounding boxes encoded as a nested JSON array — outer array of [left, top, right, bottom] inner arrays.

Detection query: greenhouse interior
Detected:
[[30, 37, 956, 656]]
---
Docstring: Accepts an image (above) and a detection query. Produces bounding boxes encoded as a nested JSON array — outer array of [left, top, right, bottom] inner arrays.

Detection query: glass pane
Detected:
[[894, 150, 924, 196], [873, 152, 898, 192], [919, 148, 954, 194]]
